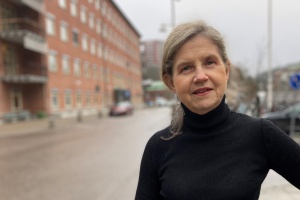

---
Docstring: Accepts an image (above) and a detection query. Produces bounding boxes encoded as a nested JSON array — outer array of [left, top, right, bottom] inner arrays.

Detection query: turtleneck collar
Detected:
[[181, 95, 230, 131]]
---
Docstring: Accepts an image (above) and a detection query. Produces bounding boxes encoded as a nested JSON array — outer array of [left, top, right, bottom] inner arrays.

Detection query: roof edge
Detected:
[[110, 0, 141, 38]]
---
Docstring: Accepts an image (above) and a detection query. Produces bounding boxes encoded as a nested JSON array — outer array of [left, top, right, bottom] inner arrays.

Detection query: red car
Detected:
[[109, 101, 134, 116]]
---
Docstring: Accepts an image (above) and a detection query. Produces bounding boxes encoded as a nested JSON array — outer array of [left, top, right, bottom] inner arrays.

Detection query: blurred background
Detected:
[[0, 0, 299, 199]]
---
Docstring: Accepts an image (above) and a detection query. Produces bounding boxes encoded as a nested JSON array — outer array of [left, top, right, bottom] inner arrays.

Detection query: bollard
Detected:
[[77, 110, 82, 122], [98, 110, 103, 118], [49, 115, 55, 129]]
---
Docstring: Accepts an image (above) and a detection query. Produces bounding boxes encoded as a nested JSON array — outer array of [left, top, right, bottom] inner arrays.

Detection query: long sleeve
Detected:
[[262, 119, 300, 188], [135, 133, 162, 200]]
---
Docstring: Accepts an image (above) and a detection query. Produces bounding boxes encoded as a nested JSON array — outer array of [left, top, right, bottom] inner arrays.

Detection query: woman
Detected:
[[135, 20, 300, 200]]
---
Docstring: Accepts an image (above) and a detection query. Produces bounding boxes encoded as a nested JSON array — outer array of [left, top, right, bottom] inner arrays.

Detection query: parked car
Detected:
[[109, 101, 134, 116], [261, 102, 300, 134], [155, 97, 168, 107]]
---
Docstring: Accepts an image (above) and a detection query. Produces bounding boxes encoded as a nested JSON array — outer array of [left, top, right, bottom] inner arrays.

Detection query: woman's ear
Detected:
[[163, 74, 176, 93]]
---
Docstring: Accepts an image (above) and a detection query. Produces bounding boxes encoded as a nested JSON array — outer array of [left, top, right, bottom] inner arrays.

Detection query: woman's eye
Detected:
[[182, 65, 191, 72], [207, 60, 216, 65]]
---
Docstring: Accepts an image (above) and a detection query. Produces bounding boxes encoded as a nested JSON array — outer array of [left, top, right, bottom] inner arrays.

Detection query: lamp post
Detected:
[[170, 0, 177, 28], [267, 0, 273, 111], [160, 0, 180, 32]]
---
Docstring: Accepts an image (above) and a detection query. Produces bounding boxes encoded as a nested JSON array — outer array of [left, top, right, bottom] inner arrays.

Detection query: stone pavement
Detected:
[[0, 115, 100, 138], [0, 117, 299, 199], [260, 170, 300, 200]]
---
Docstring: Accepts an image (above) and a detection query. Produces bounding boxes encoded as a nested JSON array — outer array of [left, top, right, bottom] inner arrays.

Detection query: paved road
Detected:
[[0, 107, 171, 200], [0, 107, 299, 200]]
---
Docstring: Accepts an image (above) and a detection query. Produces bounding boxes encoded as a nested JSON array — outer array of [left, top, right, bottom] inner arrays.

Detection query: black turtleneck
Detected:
[[181, 96, 229, 131], [135, 97, 300, 200]]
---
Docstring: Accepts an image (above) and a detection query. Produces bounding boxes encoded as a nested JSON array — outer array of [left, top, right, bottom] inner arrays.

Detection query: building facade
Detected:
[[141, 40, 163, 68], [0, 0, 142, 123]]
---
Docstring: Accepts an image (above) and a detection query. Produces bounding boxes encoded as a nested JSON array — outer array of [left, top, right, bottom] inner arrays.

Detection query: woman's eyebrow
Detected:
[[174, 53, 220, 67], [204, 54, 219, 60], [175, 61, 191, 68]]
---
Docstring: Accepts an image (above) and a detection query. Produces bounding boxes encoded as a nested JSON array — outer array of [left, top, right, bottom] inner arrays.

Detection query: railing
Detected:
[[3, 64, 47, 76], [0, 18, 45, 37], [1, 64, 48, 83]]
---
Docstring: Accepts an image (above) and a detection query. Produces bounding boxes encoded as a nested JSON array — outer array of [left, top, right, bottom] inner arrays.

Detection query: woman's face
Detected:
[[164, 35, 230, 115]]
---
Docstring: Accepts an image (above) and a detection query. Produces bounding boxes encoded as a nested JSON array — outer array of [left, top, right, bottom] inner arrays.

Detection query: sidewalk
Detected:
[[260, 184, 300, 200], [260, 170, 300, 200], [0, 115, 101, 138]]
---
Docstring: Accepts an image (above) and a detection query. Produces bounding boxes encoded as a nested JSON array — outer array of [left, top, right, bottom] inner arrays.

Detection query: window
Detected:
[[62, 55, 70, 74], [106, 68, 110, 82], [60, 21, 68, 42], [96, 19, 101, 34], [76, 91, 82, 107], [58, 0, 67, 9], [89, 13, 95, 29], [0, 2, 16, 30], [48, 51, 57, 72], [3, 45, 17, 75], [80, 6, 87, 24], [84, 62, 90, 79], [95, 0, 100, 10], [97, 43, 103, 58], [90, 39, 96, 55], [92, 65, 97, 80], [103, 46, 108, 60], [101, 66, 105, 82], [72, 29, 79, 45], [82, 34, 88, 51], [86, 91, 91, 106], [51, 89, 60, 109], [107, 8, 111, 21], [73, 59, 81, 76], [101, 2, 107, 16], [70, 0, 77, 17], [103, 24, 107, 38], [46, 13, 55, 36], [65, 90, 73, 108], [94, 93, 99, 105]]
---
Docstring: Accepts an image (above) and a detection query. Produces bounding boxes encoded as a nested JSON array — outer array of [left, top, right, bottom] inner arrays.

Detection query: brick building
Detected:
[[141, 40, 164, 68], [0, 0, 142, 123]]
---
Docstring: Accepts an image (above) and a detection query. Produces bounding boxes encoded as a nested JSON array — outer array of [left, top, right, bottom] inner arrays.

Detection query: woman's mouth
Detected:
[[192, 88, 212, 95]]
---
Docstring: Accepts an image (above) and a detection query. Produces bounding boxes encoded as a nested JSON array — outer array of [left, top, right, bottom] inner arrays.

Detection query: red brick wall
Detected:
[[44, 0, 142, 114]]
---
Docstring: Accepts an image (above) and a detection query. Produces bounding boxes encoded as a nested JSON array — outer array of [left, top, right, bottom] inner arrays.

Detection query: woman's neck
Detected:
[[181, 96, 229, 131]]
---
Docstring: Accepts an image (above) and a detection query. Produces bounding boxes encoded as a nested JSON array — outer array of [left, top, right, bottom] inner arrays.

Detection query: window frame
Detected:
[[46, 13, 56, 36], [48, 51, 58, 72], [60, 21, 69, 42]]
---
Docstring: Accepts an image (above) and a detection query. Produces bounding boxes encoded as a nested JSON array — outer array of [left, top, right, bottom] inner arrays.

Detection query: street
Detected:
[[0, 107, 299, 200], [0, 107, 171, 200]]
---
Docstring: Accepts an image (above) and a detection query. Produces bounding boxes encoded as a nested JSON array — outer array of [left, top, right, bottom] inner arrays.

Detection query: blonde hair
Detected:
[[161, 20, 229, 140]]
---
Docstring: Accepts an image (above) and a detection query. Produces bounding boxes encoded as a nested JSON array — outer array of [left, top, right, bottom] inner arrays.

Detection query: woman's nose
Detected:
[[193, 67, 208, 82]]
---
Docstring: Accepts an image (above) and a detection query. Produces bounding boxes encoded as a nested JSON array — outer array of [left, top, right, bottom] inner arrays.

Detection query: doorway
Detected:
[[9, 90, 23, 111]]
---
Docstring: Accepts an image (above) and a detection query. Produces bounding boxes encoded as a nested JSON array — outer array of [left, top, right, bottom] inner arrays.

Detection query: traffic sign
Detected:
[[290, 74, 300, 89]]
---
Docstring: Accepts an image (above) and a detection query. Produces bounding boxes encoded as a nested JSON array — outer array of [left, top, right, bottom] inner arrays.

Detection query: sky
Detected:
[[113, 0, 300, 77]]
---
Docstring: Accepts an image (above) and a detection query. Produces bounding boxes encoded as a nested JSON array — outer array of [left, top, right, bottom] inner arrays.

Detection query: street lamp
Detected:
[[159, 0, 180, 32], [267, 0, 273, 111], [171, 0, 180, 28]]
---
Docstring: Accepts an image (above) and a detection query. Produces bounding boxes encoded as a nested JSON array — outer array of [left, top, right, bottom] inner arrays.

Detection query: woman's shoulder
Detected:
[[229, 110, 262, 125], [147, 126, 172, 144], [144, 126, 178, 153]]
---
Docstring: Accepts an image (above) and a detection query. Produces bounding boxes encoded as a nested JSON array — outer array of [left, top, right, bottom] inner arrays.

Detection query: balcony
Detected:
[[0, 18, 46, 54], [10, 0, 44, 14], [0, 64, 47, 84]]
